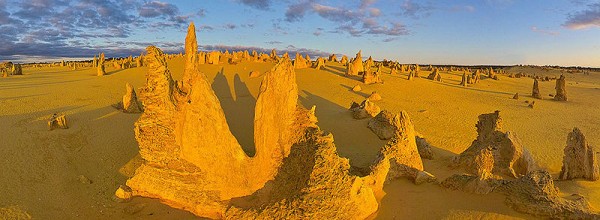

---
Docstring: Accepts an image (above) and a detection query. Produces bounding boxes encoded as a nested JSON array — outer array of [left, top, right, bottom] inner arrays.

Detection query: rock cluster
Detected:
[[121, 23, 430, 219], [559, 128, 599, 181]]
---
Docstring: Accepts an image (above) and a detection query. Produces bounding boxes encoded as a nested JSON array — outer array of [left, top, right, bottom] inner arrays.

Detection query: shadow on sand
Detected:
[[211, 67, 257, 156]]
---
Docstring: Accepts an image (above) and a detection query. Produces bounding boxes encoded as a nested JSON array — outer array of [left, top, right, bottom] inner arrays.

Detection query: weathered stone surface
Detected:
[[328, 54, 338, 62], [207, 51, 220, 64], [554, 74, 568, 101], [123, 23, 432, 219], [293, 53, 309, 69], [368, 110, 398, 140], [362, 67, 382, 84], [368, 91, 382, 101], [500, 170, 598, 219], [532, 79, 542, 99], [121, 83, 143, 113], [114, 185, 133, 203], [427, 69, 441, 81], [346, 50, 363, 76], [314, 57, 325, 70], [350, 99, 381, 119], [367, 111, 425, 186], [11, 64, 22, 75], [414, 171, 436, 185], [559, 128, 599, 181], [453, 111, 536, 178], [441, 174, 501, 195], [415, 136, 434, 160], [48, 114, 68, 130], [340, 55, 348, 65], [460, 72, 468, 86], [97, 53, 106, 76]]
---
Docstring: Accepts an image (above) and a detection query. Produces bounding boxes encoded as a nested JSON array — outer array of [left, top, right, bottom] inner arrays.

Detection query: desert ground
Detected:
[[1, 49, 599, 219]]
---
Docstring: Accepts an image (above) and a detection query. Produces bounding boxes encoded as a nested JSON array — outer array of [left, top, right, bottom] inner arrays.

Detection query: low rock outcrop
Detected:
[[559, 128, 599, 181], [368, 91, 382, 101], [453, 111, 536, 178], [349, 100, 381, 119], [500, 170, 599, 218], [48, 114, 68, 130]]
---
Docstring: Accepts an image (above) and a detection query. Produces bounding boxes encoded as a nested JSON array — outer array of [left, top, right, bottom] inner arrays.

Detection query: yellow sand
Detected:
[[0, 59, 598, 219]]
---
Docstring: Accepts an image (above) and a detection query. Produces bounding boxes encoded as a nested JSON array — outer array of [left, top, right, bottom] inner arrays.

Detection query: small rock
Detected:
[[48, 114, 68, 130], [528, 101, 535, 108], [352, 84, 362, 92], [78, 175, 92, 184], [512, 93, 519, 100], [367, 91, 382, 101], [114, 185, 133, 203]]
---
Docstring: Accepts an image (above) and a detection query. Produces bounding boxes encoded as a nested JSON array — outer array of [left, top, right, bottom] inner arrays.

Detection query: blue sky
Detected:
[[1, 0, 599, 67]]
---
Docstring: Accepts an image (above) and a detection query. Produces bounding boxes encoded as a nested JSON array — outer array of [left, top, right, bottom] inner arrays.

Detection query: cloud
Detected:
[[285, 0, 314, 22], [284, 0, 408, 37], [564, 3, 600, 29], [239, 0, 271, 10], [449, 5, 475, 13], [139, 1, 179, 18], [225, 23, 237, 29], [531, 26, 560, 36], [0, 0, 203, 60], [401, 0, 434, 19], [265, 41, 282, 45]]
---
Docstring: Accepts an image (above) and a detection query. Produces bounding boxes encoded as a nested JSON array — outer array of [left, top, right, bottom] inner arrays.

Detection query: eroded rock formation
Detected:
[[48, 114, 68, 130], [120, 83, 143, 113], [123, 24, 427, 219], [427, 69, 441, 81], [314, 57, 325, 70], [532, 79, 542, 99], [453, 111, 536, 178], [349, 100, 381, 119], [97, 53, 106, 76], [346, 51, 364, 76], [500, 170, 598, 218], [559, 128, 599, 181], [554, 74, 567, 101]]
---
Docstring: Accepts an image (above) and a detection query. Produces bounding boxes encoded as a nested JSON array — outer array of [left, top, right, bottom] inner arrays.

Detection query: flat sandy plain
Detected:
[[1, 58, 599, 219]]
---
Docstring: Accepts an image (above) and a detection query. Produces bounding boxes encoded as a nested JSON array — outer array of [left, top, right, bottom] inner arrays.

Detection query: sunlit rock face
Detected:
[[123, 23, 428, 219]]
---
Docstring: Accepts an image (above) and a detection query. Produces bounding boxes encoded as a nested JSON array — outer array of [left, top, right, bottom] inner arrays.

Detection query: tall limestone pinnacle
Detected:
[[181, 22, 199, 93], [121, 22, 428, 219]]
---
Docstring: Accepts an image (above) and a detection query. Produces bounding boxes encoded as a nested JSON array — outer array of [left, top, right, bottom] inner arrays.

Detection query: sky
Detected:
[[0, 0, 599, 67]]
